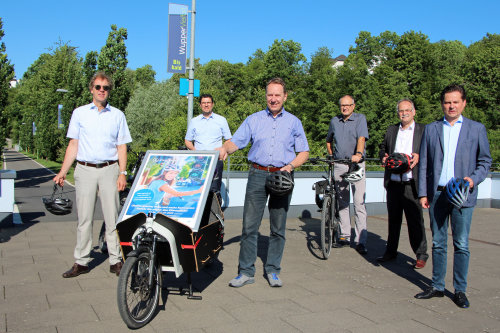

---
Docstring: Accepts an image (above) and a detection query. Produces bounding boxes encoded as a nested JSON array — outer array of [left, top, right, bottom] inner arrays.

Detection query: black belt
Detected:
[[252, 163, 281, 172], [77, 160, 117, 168], [437, 185, 446, 192], [391, 180, 413, 185]]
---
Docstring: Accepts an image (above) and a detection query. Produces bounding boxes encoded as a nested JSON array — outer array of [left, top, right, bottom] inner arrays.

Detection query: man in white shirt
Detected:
[[54, 72, 132, 278], [378, 99, 428, 268]]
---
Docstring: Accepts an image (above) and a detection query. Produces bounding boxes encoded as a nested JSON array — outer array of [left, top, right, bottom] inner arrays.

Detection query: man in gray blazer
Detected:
[[378, 99, 428, 268], [415, 84, 492, 308]]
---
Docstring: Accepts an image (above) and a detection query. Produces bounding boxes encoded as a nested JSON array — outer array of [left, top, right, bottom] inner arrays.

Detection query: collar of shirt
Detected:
[[266, 108, 284, 118], [443, 115, 464, 127], [201, 113, 214, 120], [90, 102, 111, 113], [399, 120, 415, 131]]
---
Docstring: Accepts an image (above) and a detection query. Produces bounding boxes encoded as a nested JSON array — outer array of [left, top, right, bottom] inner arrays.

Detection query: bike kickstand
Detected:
[[186, 272, 202, 300]]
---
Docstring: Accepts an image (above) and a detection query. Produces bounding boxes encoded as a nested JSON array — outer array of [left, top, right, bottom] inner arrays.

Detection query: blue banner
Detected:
[[57, 104, 64, 129], [167, 4, 188, 74]]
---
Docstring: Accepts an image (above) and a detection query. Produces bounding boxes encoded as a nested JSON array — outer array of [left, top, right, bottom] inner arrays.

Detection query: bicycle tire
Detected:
[[331, 194, 341, 246], [320, 195, 333, 259], [117, 252, 160, 329]]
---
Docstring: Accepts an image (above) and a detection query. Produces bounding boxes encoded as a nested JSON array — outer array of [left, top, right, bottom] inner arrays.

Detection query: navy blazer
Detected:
[[379, 122, 425, 189], [418, 116, 492, 207]]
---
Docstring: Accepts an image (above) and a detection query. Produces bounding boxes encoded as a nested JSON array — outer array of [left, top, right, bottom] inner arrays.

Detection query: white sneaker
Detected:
[[229, 274, 255, 288], [267, 273, 283, 287]]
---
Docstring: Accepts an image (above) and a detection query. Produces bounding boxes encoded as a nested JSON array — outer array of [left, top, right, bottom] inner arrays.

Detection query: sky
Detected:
[[2, 0, 499, 82]]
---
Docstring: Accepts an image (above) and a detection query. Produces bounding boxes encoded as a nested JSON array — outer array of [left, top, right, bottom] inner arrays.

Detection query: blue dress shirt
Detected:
[[438, 115, 463, 186], [67, 103, 132, 163], [231, 108, 309, 167], [185, 113, 232, 150]]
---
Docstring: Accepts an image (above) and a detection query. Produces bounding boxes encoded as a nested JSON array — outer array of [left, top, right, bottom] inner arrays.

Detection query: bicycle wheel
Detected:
[[320, 195, 333, 259], [331, 194, 341, 246], [117, 252, 160, 329]]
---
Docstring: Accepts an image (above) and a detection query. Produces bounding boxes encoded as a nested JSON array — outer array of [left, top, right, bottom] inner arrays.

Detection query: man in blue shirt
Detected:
[[185, 94, 232, 203], [326, 95, 369, 255], [415, 84, 491, 308], [218, 78, 309, 288], [54, 72, 132, 278]]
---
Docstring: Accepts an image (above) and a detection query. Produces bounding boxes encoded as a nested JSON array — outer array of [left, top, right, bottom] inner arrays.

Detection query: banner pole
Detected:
[[187, 0, 196, 124]]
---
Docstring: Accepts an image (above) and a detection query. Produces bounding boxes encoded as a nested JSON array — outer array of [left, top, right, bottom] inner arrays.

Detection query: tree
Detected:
[[134, 64, 156, 87], [16, 42, 83, 160], [125, 79, 183, 150], [0, 18, 15, 146], [98, 25, 129, 111]]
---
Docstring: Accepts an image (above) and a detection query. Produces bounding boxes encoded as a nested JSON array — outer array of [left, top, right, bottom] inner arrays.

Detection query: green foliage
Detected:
[[0, 18, 15, 146], [98, 25, 129, 111], [3, 28, 499, 168], [15, 42, 83, 160], [125, 80, 183, 150]]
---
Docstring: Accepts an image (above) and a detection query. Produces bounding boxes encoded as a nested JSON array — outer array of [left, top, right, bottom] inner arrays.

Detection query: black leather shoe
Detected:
[[355, 243, 368, 255], [377, 253, 397, 262], [453, 292, 470, 308], [110, 262, 123, 276], [414, 288, 444, 299], [62, 263, 89, 278]]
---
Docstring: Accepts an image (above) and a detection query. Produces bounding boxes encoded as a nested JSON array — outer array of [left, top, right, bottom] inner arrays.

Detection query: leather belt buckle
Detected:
[[252, 163, 281, 172]]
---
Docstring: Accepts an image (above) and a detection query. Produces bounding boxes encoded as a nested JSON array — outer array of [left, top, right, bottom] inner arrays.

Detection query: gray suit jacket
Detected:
[[379, 122, 425, 189], [418, 116, 492, 207]]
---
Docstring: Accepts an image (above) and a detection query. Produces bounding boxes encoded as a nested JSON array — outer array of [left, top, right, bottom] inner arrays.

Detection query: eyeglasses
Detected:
[[94, 85, 111, 91], [398, 108, 413, 113], [340, 104, 354, 108]]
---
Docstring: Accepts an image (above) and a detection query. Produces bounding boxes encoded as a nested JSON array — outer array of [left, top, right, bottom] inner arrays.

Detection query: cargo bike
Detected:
[[115, 150, 224, 328]]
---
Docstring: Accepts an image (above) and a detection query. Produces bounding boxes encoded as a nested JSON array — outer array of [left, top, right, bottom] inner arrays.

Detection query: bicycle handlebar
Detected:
[[309, 156, 352, 165]]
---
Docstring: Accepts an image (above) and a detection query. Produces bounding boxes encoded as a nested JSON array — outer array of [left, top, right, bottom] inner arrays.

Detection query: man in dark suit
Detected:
[[378, 99, 428, 268], [415, 84, 492, 308]]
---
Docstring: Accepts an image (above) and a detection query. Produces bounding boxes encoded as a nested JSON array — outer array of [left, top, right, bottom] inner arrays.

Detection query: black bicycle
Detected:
[[309, 156, 350, 259], [98, 149, 146, 253]]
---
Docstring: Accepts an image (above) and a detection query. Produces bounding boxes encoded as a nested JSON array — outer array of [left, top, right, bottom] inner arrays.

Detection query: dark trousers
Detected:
[[385, 180, 428, 261], [210, 160, 224, 203]]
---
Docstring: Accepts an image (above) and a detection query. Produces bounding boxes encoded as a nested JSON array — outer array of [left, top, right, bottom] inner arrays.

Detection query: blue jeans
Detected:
[[238, 167, 292, 277], [429, 190, 474, 293]]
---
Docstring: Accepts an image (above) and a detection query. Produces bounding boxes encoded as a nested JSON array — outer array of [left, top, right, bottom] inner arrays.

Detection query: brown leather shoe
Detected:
[[414, 259, 426, 269], [62, 263, 89, 278], [110, 262, 123, 276]]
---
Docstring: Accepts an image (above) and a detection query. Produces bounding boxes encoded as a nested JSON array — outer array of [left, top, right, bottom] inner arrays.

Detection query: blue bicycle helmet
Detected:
[[445, 177, 470, 209]]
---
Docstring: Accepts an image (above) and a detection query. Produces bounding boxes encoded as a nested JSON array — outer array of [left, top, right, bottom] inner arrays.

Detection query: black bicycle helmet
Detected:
[[265, 171, 294, 196], [42, 184, 73, 215], [445, 177, 470, 209], [341, 163, 364, 183], [385, 152, 411, 174]]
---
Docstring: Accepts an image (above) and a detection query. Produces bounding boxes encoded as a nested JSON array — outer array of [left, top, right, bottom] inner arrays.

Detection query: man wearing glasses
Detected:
[[54, 72, 132, 278], [326, 95, 369, 255], [185, 94, 232, 204], [378, 99, 428, 268]]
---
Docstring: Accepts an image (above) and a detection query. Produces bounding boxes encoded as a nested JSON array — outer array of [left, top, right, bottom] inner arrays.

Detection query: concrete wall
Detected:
[[220, 171, 500, 219]]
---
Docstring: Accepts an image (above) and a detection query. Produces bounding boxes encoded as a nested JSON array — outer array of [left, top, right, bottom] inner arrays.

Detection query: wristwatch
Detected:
[[356, 151, 363, 156], [120, 171, 127, 176]]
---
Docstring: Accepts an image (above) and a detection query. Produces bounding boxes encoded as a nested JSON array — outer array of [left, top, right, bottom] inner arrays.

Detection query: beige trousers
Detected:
[[334, 162, 368, 245], [73, 163, 121, 265]]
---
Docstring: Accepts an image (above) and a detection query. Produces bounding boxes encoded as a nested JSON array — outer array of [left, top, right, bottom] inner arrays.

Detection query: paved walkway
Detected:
[[1, 149, 499, 332]]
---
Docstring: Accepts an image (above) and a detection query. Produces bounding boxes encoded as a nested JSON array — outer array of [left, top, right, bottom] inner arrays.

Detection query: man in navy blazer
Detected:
[[415, 84, 492, 308], [378, 99, 428, 268]]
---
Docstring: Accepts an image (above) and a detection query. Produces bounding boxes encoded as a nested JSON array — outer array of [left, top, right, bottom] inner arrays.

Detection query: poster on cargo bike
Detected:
[[118, 150, 218, 232]]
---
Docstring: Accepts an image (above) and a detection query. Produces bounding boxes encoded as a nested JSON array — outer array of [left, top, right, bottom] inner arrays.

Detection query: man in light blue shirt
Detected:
[[54, 72, 132, 278], [416, 84, 492, 309], [218, 78, 309, 288], [185, 94, 232, 202]]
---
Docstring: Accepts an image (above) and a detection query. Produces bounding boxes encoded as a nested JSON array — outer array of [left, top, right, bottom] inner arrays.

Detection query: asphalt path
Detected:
[[3, 149, 103, 223]]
